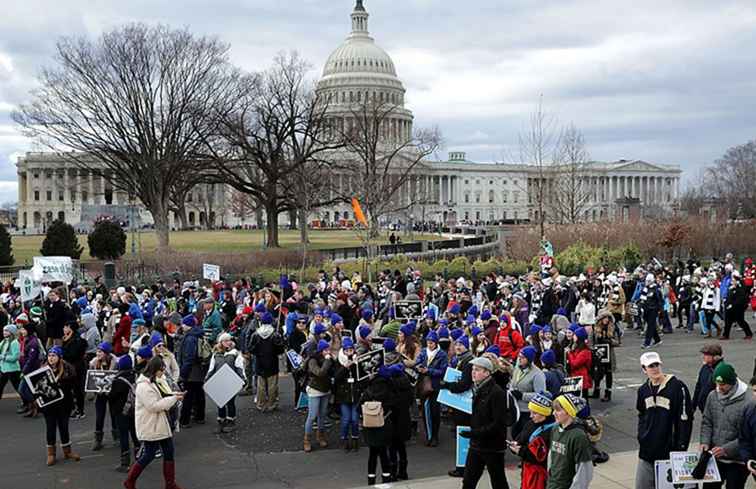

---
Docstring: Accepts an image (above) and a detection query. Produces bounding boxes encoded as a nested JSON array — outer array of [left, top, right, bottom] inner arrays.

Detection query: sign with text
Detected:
[[560, 376, 584, 396], [203, 263, 221, 281], [17, 270, 42, 302], [669, 452, 721, 484], [394, 300, 422, 321], [456, 426, 471, 467], [33, 256, 74, 284], [438, 367, 472, 414]]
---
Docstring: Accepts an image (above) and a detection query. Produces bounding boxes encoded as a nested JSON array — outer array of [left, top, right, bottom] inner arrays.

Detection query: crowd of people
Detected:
[[0, 250, 755, 489]]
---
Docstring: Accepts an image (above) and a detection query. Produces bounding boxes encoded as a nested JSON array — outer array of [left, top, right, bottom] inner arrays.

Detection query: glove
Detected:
[[459, 430, 474, 439], [439, 380, 449, 389], [511, 390, 523, 400]]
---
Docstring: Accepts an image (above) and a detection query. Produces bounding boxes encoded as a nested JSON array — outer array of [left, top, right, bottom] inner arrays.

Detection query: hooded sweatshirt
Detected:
[[636, 374, 694, 462], [80, 312, 101, 355], [701, 378, 751, 462]]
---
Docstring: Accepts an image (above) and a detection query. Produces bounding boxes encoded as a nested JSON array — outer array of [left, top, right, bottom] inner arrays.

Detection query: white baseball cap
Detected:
[[640, 352, 663, 368]]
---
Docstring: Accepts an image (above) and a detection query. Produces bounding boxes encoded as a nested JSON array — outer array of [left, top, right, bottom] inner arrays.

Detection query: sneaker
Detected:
[[641, 343, 650, 349], [652, 340, 663, 347]]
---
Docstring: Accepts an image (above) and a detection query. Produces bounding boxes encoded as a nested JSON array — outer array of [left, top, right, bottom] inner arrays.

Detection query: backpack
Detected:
[[118, 377, 136, 416], [361, 401, 385, 428], [197, 337, 213, 364]]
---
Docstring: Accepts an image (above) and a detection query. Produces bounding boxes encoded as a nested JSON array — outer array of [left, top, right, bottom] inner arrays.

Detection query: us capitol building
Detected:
[[15, 0, 682, 233]]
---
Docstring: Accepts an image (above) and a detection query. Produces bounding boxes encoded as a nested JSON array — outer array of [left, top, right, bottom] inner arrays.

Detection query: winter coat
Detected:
[[202, 309, 223, 344], [543, 366, 566, 399], [360, 375, 395, 448], [516, 418, 556, 489], [21, 335, 42, 374], [606, 286, 626, 316], [701, 379, 751, 461], [0, 337, 20, 373], [692, 359, 722, 413], [567, 346, 593, 390], [177, 326, 206, 383], [43, 360, 77, 415], [333, 351, 361, 405], [467, 376, 517, 452], [388, 372, 414, 443], [44, 300, 66, 340], [575, 300, 596, 326], [511, 364, 547, 411], [414, 346, 448, 390], [738, 402, 756, 461], [80, 312, 100, 354], [249, 324, 285, 377], [157, 352, 180, 382], [113, 314, 131, 356], [306, 355, 333, 394], [636, 374, 693, 462], [495, 322, 525, 361], [135, 374, 179, 442], [206, 348, 245, 382], [109, 369, 136, 416], [592, 315, 617, 372], [62, 333, 87, 373]]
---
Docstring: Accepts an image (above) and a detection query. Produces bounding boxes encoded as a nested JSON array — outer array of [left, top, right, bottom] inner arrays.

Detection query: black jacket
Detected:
[[109, 370, 136, 416], [61, 334, 87, 372], [333, 360, 361, 405], [388, 373, 414, 443], [692, 359, 721, 413], [360, 375, 395, 448], [45, 300, 67, 339], [636, 374, 693, 462], [467, 377, 517, 452], [249, 329, 285, 377]]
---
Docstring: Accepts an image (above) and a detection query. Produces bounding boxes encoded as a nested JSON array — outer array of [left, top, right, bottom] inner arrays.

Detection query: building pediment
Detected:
[[611, 160, 674, 173]]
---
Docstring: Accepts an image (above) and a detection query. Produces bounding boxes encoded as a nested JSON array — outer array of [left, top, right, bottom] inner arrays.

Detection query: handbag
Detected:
[[361, 401, 385, 428], [416, 375, 434, 400]]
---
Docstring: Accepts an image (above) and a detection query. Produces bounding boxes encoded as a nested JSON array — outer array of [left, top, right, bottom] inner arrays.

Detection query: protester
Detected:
[[61, 320, 87, 419], [510, 391, 555, 489], [177, 314, 206, 428], [109, 354, 139, 473], [206, 332, 246, 430], [249, 312, 285, 412], [334, 337, 361, 452], [692, 343, 724, 413], [510, 345, 547, 439], [414, 330, 448, 447], [42, 346, 80, 466], [361, 363, 400, 485], [546, 394, 593, 489], [89, 341, 117, 451], [0, 324, 21, 400], [591, 310, 618, 402], [566, 327, 593, 399], [303, 339, 333, 452]]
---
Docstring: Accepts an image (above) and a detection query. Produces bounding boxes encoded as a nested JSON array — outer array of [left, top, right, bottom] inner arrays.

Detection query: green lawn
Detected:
[[11, 229, 443, 264]]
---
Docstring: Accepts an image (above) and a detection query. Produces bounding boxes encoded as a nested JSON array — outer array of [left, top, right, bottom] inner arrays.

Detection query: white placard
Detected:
[[33, 256, 74, 284], [203, 263, 220, 281], [654, 460, 697, 489], [203, 363, 244, 408], [17, 270, 42, 302], [669, 451, 721, 484]]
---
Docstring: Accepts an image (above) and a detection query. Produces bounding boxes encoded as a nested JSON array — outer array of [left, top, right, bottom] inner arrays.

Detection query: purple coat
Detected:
[[21, 335, 41, 374], [515, 304, 530, 335]]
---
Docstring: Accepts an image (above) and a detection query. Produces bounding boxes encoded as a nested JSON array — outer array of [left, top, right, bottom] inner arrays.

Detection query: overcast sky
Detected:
[[2, 0, 755, 203]]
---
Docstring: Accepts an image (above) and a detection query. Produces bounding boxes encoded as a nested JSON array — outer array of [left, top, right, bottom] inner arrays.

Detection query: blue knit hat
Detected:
[[568, 323, 580, 333], [437, 327, 450, 339], [455, 335, 470, 349], [378, 365, 393, 379], [540, 349, 556, 366], [149, 332, 164, 348], [317, 339, 330, 353], [314, 323, 327, 336], [485, 345, 501, 356], [182, 315, 197, 327], [450, 328, 464, 341], [49, 345, 63, 357], [261, 312, 273, 324], [426, 331, 439, 343], [137, 345, 153, 359], [542, 325, 552, 334], [342, 337, 354, 349], [425, 309, 436, 320], [529, 325, 542, 337], [98, 341, 113, 354], [471, 326, 483, 337], [400, 323, 415, 337], [481, 310, 492, 321], [330, 313, 343, 325], [575, 327, 588, 341], [116, 355, 132, 370], [254, 303, 267, 313], [383, 338, 396, 352], [448, 303, 461, 315], [362, 309, 374, 320], [133, 318, 146, 327], [520, 345, 537, 363], [468, 305, 479, 318], [358, 325, 371, 340], [465, 315, 476, 327]]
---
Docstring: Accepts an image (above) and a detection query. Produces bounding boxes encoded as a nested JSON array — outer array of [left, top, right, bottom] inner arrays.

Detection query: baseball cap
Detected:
[[470, 357, 494, 372], [640, 351, 663, 368]]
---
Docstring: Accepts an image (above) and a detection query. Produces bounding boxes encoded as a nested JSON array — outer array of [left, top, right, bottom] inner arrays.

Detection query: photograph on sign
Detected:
[[286, 350, 304, 371], [394, 300, 422, 321], [85, 370, 118, 394], [669, 452, 721, 484], [203, 363, 244, 408], [560, 376, 584, 396], [356, 348, 385, 382], [456, 426, 471, 467], [25, 366, 65, 408], [593, 344, 611, 364], [654, 460, 698, 489], [202, 263, 221, 281]]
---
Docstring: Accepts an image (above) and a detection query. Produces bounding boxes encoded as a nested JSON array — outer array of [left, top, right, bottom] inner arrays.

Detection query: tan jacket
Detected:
[[135, 374, 178, 442]]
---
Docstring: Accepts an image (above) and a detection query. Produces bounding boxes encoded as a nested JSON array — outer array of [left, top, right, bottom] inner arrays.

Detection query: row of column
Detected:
[[608, 175, 680, 204]]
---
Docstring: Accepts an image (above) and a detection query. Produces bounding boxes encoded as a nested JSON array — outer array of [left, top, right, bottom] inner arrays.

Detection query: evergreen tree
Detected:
[[88, 219, 126, 260], [0, 224, 13, 266], [40, 219, 83, 259]]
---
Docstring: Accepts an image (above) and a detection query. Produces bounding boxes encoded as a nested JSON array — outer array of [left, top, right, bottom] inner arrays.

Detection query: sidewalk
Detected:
[[350, 449, 641, 489]]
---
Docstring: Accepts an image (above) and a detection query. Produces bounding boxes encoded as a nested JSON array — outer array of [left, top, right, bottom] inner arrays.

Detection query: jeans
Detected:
[[44, 407, 71, 446], [179, 381, 205, 425], [136, 438, 175, 467], [305, 394, 329, 434], [218, 396, 237, 420], [117, 413, 139, 455], [462, 449, 509, 489], [95, 394, 117, 432], [643, 310, 660, 346], [423, 392, 441, 442], [340, 403, 360, 439], [0, 371, 21, 399], [704, 310, 719, 334]]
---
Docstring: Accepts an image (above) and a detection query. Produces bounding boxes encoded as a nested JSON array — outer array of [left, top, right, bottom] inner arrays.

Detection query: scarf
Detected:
[[426, 346, 439, 366]]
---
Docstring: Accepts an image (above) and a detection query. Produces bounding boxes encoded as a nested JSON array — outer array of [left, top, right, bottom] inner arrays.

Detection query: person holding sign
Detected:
[[635, 352, 693, 489], [41, 346, 80, 466], [566, 327, 592, 399], [88, 341, 117, 451], [441, 335, 474, 479], [414, 330, 448, 447], [591, 310, 618, 402], [205, 333, 246, 430]]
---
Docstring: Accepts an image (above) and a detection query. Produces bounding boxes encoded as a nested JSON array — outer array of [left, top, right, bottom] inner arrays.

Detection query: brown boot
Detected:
[[303, 434, 312, 452], [316, 430, 328, 448], [62, 444, 80, 462], [46, 446, 56, 466]]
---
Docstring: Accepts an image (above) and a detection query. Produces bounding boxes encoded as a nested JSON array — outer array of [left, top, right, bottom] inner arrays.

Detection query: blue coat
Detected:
[[414, 348, 448, 390], [720, 274, 732, 305], [178, 326, 205, 382], [738, 403, 756, 461]]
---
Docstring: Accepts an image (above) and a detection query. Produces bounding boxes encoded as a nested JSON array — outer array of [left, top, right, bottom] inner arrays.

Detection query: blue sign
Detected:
[[444, 367, 463, 383], [438, 367, 472, 414], [456, 426, 471, 467], [296, 392, 308, 410]]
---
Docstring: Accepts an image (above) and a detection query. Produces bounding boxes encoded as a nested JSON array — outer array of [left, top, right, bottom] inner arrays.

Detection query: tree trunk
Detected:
[[176, 205, 189, 230], [299, 208, 310, 244], [255, 207, 264, 230], [265, 204, 280, 248], [288, 210, 297, 230], [151, 201, 171, 252]]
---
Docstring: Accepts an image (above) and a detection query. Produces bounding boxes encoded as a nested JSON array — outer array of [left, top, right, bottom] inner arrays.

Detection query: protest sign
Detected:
[[356, 348, 385, 382], [286, 350, 304, 371], [456, 426, 471, 467], [203, 263, 220, 281], [17, 270, 41, 302], [394, 300, 422, 321], [85, 370, 118, 394], [654, 460, 698, 489], [669, 452, 721, 484], [25, 366, 64, 408], [438, 367, 472, 414], [560, 376, 583, 396], [593, 344, 611, 364], [203, 363, 244, 408], [32, 256, 74, 284]]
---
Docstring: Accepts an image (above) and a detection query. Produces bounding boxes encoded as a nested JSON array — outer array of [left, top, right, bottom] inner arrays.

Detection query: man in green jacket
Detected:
[[202, 299, 223, 344]]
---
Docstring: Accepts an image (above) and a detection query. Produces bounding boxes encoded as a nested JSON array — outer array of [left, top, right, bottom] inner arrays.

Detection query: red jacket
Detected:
[[495, 319, 524, 361], [567, 346, 593, 390], [113, 314, 132, 356], [744, 265, 756, 287]]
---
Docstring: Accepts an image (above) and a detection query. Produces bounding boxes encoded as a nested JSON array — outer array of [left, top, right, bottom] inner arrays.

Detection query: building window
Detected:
[[33, 172, 39, 179], [46, 191, 52, 201], [513, 191, 519, 203], [45, 171, 52, 179], [475, 179, 480, 185], [464, 193, 470, 203], [464, 180, 469, 185], [34, 190, 40, 201], [502, 191, 508, 203], [344, 211, 350, 219], [82, 191, 88, 203], [489, 180, 493, 185], [464, 211, 469, 220], [488, 190, 494, 203], [475, 193, 481, 203], [58, 191, 64, 201], [513, 180, 518, 185], [503, 211, 508, 220], [105, 189, 113, 205], [514, 211, 519, 220], [503, 180, 508, 185], [71, 191, 76, 203], [475, 211, 481, 220]]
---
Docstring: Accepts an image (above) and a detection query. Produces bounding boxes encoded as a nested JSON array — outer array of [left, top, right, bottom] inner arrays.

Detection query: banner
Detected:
[[351, 197, 368, 227], [17, 270, 42, 302], [32, 256, 74, 284], [202, 263, 220, 281], [456, 426, 471, 467]]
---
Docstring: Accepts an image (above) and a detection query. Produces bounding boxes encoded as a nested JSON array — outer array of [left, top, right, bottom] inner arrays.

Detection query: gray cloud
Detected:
[[2, 0, 756, 199]]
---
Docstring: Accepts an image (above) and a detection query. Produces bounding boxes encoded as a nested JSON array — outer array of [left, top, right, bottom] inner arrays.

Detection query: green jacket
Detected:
[[202, 308, 224, 344], [0, 338, 21, 373]]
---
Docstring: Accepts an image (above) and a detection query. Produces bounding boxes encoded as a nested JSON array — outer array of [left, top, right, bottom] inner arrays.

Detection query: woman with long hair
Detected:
[[124, 356, 185, 489], [0, 324, 22, 401], [89, 341, 117, 451], [566, 327, 593, 400], [42, 346, 80, 466], [302, 339, 333, 453], [19, 322, 42, 418]]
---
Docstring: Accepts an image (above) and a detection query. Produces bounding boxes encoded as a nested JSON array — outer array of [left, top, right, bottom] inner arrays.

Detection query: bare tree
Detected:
[[337, 99, 441, 238], [704, 139, 756, 218], [550, 123, 592, 224], [515, 98, 561, 238], [12, 24, 239, 251], [207, 52, 344, 248], [229, 190, 259, 227]]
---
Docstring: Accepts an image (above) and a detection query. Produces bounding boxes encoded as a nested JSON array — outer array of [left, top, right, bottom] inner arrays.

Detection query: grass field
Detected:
[[10, 229, 444, 264]]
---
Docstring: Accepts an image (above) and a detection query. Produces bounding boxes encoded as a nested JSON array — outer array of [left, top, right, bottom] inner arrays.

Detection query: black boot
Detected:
[[590, 389, 600, 399], [601, 389, 612, 402], [91, 431, 104, 451], [115, 451, 130, 473], [448, 467, 464, 478], [397, 461, 409, 480], [367, 475, 376, 486], [381, 472, 393, 483]]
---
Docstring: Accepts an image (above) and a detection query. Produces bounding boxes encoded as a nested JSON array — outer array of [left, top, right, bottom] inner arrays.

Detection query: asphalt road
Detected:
[[3, 316, 754, 489]]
